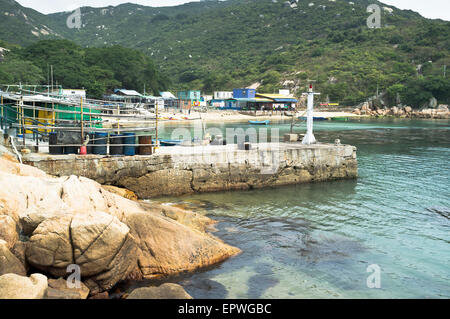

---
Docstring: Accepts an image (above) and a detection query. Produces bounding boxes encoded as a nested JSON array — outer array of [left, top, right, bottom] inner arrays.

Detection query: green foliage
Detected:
[[0, 0, 449, 107], [0, 58, 44, 84], [400, 76, 450, 107], [0, 39, 168, 98]]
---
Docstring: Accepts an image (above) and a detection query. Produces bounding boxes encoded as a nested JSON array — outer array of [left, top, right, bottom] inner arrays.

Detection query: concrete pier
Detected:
[[22, 143, 358, 198]]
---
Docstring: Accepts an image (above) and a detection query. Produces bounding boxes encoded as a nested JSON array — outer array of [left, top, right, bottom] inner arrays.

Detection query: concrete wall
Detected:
[[23, 143, 358, 199]]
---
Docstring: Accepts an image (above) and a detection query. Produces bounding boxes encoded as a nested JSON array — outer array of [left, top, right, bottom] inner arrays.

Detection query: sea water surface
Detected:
[[129, 118, 450, 299]]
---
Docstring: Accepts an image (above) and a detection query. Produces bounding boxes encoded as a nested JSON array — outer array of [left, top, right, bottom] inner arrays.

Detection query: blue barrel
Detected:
[[123, 133, 136, 156], [109, 134, 123, 155], [93, 132, 108, 155]]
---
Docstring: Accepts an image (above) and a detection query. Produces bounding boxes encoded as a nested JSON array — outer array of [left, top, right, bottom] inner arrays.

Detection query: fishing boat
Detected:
[[159, 139, 182, 147], [298, 116, 329, 121], [249, 120, 270, 125]]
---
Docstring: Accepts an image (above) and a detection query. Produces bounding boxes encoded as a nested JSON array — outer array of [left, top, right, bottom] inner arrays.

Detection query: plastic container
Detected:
[[109, 134, 123, 156], [123, 133, 136, 156], [93, 132, 108, 155], [138, 136, 153, 155]]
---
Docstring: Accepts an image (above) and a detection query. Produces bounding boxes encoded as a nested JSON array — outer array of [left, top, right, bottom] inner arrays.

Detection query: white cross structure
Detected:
[[302, 84, 321, 145]]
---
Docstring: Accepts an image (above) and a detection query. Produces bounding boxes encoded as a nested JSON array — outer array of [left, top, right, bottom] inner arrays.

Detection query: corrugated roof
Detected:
[[160, 91, 177, 99], [228, 97, 272, 102], [115, 89, 142, 96]]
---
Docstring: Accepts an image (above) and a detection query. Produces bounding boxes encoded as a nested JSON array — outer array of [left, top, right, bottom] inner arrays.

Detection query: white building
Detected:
[[214, 91, 233, 100]]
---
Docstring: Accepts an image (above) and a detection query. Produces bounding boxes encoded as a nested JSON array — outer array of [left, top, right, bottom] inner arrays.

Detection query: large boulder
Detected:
[[127, 283, 192, 299], [0, 273, 47, 299], [125, 211, 240, 279], [1, 157, 240, 293], [0, 239, 26, 276], [26, 212, 138, 294], [0, 215, 18, 249]]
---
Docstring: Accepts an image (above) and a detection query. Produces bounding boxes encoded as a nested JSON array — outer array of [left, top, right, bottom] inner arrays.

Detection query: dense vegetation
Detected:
[[0, 0, 449, 107], [0, 40, 170, 98]]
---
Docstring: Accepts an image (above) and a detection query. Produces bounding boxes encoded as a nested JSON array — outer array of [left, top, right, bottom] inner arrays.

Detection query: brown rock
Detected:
[[0, 239, 26, 276], [125, 211, 241, 279], [0, 273, 47, 299], [102, 185, 138, 201], [10, 241, 29, 272], [127, 283, 192, 299], [140, 202, 216, 233], [0, 215, 18, 249], [88, 291, 109, 299], [46, 278, 89, 299], [1, 157, 240, 292], [353, 108, 361, 115], [26, 212, 138, 294]]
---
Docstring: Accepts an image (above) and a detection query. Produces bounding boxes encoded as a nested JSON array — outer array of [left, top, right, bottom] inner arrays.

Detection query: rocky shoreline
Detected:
[[0, 154, 240, 299], [353, 103, 449, 119]]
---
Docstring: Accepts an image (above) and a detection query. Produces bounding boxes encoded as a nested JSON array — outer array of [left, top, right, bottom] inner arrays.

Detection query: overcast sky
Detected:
[[14, 0, 450, 21]]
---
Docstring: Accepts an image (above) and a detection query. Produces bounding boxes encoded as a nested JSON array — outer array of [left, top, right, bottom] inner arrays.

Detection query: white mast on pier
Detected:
[[302, 83, 320, 145]]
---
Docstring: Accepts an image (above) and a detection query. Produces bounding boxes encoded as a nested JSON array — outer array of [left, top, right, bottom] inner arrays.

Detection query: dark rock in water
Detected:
[[247, 275, 279, 299], [180, 278, 227, 299], [127, 283, 192, 299], [296, 232, 365, 264], [427, 207, 450, 219]]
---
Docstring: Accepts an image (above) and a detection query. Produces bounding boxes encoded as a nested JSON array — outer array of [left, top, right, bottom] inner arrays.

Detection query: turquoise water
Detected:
[[135, 119, 450, 299]]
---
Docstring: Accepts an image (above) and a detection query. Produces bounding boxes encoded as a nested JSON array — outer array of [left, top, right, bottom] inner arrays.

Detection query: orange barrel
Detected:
[[138, 136, 153, 155]]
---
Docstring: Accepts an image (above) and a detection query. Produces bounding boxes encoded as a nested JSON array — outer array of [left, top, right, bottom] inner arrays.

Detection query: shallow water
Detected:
[[134, 118, 450, 299]]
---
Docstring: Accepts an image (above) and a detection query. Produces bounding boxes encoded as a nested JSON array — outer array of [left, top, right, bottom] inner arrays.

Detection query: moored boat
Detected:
[[249, 120, 270, 125], [159, 139, 182, 146]]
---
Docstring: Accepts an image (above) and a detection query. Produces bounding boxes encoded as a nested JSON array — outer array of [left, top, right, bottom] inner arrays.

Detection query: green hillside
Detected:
[[0, 39, 170, 97], [1, 0, 449, 107], [0, 0, 60, 45]]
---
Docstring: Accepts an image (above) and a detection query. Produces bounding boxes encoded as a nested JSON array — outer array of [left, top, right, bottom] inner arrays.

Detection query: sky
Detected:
[[14, 0, 450, 21]]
